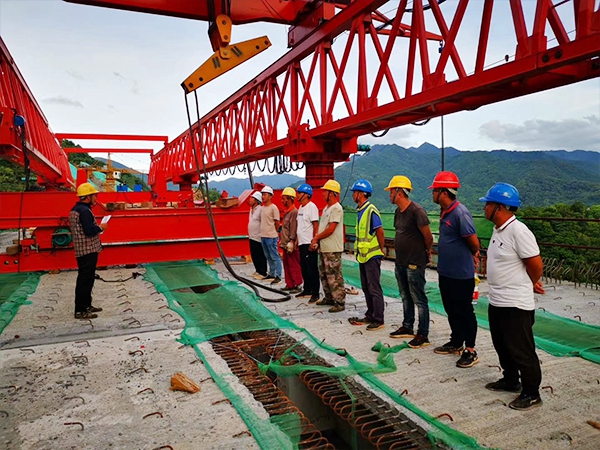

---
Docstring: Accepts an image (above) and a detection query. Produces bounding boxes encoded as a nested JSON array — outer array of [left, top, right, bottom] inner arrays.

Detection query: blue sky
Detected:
[[1, 0, 598, 175]]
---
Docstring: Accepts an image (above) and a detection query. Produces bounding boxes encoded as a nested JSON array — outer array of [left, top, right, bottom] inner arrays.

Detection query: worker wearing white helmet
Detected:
[[69, 182, 107, 320], [260, 186, 282, 284], [247, 190, 268, 280], [311, 179, 346, 313], [279, 187, 303, 293]]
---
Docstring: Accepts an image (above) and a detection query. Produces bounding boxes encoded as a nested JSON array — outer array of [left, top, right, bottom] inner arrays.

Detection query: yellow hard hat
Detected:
[[322, 179, 341, 194], [76, 182, 99, 197], [384, 175, 412, 191], [282, 187, 296, 198]]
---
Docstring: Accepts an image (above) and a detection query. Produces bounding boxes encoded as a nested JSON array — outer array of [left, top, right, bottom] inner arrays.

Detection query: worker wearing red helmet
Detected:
[[430, 171, 481, 368], [69, 182, 108, 320]]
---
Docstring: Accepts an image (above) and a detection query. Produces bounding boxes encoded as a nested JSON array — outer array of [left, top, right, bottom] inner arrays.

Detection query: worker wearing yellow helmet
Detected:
[[279, 187, 303, 293], [385, 175, 434, 348], [310, 179, 346, 313], [69, 182, 107, 320]]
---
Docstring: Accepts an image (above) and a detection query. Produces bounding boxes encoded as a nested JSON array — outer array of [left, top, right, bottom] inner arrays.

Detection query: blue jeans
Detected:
[[395, 264, 429, 336], [261, 237, 282, 278]]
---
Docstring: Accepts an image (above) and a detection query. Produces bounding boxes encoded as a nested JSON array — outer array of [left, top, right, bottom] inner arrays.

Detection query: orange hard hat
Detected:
[[429, 171, 460, 190]]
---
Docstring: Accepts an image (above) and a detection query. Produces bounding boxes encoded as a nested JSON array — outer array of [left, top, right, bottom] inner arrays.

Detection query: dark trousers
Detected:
[[249, 239, 267, 276], [359, 258, 385, 324], [488, 305, 542, 397], [75, 252, 98, 313], [299, 244, 320, 295], [439, 275, 477, 348]]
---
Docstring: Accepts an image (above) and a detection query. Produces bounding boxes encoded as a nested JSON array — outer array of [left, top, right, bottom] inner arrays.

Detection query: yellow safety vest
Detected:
[[355, 202, 384, 264]]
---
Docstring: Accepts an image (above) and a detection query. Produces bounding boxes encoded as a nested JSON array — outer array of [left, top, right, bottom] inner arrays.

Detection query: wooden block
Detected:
[[204, 258, 215, 265], [215, 197, 239, 209], [6, 244, 20, 255], [141, 202, 153, 208]]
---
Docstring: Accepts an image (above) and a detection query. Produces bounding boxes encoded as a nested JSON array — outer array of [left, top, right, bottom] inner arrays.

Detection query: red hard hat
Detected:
[[429, 171, 460, 189]]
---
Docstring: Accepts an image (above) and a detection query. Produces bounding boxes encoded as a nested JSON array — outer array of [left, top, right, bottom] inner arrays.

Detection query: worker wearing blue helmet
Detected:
[[348, 179, 386, 331], [294, 183, 321, 302], [480, 182, 545, 411]]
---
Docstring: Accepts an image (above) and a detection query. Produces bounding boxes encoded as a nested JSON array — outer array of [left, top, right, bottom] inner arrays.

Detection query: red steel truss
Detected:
[[0, 38, 73, 188], [146, 0, 600, 187]]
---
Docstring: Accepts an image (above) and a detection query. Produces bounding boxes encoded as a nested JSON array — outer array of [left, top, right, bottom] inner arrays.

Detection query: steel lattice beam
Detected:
[[0, 38, 73, 188], [149, 0, 600, 187]]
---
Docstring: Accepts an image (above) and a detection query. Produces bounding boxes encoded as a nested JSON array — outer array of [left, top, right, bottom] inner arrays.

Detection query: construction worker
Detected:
[[348, 179, 386, 331], [69, 182, 107, 319], [260, 186, 282, 285], [481, 182, 545, 411], [385, 176, 433, 348], [247, 191, 268, 280], [295, 183, 320, 302], [280, 187, 303, 293], [311, 179, 346, 312], [430, 171, 481, 368]]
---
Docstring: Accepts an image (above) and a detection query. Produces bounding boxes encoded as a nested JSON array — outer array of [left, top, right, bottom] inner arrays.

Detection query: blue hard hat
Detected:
[[479, 182, 521, 208], [297, 183, 313, 196], [351, 179, 373, 194]]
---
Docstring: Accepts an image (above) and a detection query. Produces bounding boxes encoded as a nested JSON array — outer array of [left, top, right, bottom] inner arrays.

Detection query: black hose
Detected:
[[184, 91, 291, 302]]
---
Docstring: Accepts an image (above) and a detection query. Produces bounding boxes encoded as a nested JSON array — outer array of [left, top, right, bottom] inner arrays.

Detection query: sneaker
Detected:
[[408, 334, 430, 348], [282, 286, 296, 292], [485, 379, 522, 393], [87, 306, 103, 313], [262, 275, 275, 281], [509, 393, 542, 411], [328, 304, 345, 313], [389, 326, 415, 339], [253, 273, 267, 280], [295, 291, 312, 299], [270, 277, 282, 285], [289, 287, 303, 294], [315, 298, 335, 306], [434, 341, 464, 355], [348, 316, 372, 326], [456, 350, 479, 368], [74, 311, 98, 319], [308, 295, 320, 303], [366, 322, 384, 331]]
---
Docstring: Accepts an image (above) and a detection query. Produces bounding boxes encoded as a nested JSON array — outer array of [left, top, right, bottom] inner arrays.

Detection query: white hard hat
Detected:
[[251, 191, 262, 202], [261, 186, 274, 195]]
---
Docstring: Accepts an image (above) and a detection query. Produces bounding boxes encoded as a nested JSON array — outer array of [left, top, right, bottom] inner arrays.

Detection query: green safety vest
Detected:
[[355, 202, 384, 264]]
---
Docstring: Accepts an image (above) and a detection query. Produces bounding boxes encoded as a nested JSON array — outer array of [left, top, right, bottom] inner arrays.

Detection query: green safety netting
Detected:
[[144, 260, 483, 450], [0, 272, 41, 334], [341, 260, 600, 365]]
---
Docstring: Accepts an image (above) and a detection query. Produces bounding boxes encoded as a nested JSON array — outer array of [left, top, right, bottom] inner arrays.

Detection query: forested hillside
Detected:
[[335, 143, 600, 212]]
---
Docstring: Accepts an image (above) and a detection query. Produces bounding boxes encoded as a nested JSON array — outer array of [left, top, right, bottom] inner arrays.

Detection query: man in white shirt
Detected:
[[295, 183, 320, 302], [311, 179, 346, 313], [247, 191, 267, 279], [480, 182, 545, 411]]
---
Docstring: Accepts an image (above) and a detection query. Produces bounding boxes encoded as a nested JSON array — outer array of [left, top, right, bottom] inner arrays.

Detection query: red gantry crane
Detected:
[[1, 0, 599, 272]]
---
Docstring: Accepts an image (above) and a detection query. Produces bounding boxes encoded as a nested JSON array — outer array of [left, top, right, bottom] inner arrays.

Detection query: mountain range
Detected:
[[335, 143, 599, 212], [202, 143, 599, 212]]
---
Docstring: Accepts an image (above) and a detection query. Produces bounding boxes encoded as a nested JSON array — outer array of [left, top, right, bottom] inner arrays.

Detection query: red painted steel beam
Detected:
[[152, 0, 600, 187], [63, 148, 154, 155], [0, 38, 72, 188], [55, 133, 169, 146], [63, 0, 352, 25]]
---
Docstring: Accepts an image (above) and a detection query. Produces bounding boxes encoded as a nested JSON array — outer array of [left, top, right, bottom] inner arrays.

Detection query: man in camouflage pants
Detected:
[[311, 179, 346, 312]]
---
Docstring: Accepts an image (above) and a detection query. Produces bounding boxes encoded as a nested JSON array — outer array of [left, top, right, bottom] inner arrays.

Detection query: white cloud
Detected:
[[479, 116, 600, 151], [42, 96, 83, 108]]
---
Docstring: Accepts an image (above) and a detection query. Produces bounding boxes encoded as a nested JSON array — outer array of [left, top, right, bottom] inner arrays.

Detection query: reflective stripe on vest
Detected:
[[355, 202, 384, 263]]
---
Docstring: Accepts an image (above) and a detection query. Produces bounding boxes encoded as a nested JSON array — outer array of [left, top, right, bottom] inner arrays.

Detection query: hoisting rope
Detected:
[[183, 91, 291, 303]]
